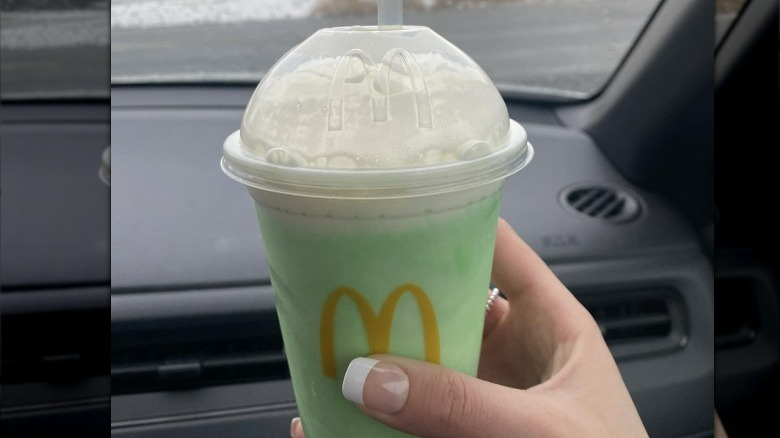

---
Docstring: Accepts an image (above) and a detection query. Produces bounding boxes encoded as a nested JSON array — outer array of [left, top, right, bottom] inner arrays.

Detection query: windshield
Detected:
[[0, 0, 109, 100], [111, 0, 661, 101]]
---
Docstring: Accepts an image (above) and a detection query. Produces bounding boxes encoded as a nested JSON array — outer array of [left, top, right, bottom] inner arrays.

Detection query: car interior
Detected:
[[1, 0, 778, 437]]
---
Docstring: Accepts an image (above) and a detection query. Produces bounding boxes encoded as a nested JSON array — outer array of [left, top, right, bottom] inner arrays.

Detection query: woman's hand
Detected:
[[292, 218, 648, 437]]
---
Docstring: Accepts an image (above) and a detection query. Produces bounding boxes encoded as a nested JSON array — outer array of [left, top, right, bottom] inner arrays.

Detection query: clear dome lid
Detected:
[[223, 2, 531, 199]]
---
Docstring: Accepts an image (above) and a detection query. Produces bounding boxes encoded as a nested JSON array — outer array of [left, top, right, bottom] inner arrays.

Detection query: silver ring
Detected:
[[486, 287, 501, 313]]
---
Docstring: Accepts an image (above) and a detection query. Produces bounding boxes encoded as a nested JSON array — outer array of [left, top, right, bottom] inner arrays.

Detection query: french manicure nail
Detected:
[[342, 357, 409, 414], [290, 417, 301, 437]]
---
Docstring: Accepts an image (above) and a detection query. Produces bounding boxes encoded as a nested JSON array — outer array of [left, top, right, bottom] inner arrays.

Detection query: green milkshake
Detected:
[[221, 2, 532, 436], [255, 189, 500, 437]]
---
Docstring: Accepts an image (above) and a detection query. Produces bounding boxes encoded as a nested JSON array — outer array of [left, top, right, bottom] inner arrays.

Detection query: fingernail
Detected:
[[342, 357, 409, 414], [290, 417, 301, 437]]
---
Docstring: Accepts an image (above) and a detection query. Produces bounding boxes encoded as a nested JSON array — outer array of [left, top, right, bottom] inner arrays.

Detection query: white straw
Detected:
[[377, 0, 403, 30]]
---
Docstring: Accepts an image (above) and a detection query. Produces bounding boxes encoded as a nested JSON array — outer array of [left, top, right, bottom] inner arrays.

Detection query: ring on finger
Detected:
[[486, 287, 502, 313]]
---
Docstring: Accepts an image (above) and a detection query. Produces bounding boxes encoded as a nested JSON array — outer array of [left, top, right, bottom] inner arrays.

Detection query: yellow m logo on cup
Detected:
[[319, 283, 440, 378]]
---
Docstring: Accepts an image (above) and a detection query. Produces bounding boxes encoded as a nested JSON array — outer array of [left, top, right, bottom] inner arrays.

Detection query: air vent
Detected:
[[590, 299, 671, 342], [112, 309, 288, 395], [578, 289, 687, 360], [563, 185, 641, 223]]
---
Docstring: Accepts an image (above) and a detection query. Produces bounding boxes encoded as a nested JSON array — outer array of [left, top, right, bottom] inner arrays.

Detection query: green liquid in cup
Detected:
[[256, 190, 501, 437]]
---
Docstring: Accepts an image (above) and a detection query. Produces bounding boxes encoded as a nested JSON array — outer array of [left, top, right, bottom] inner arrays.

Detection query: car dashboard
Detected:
[[108, 86, 713, 438]]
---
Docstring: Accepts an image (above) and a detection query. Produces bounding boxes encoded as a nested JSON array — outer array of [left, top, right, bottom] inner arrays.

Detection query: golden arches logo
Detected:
[[327, 48, 433, 131], [319, 283, 440, 378]]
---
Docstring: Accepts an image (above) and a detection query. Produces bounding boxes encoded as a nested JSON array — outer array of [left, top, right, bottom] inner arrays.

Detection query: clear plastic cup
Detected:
[[222, 3, 532, 436]]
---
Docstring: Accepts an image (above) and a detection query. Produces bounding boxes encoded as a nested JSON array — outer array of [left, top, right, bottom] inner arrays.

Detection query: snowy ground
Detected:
[[1, 9, 108, 49], [109, 0, 594, 30], [110, 0, 318, 29]]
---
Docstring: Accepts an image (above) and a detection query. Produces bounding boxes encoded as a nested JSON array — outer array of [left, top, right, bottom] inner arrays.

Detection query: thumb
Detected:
[[342, 355, 538, 438]]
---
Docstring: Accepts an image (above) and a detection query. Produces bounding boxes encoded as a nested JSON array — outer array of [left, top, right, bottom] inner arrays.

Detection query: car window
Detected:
[[111, 0, 661, 101], [0, 0, 110, 100]]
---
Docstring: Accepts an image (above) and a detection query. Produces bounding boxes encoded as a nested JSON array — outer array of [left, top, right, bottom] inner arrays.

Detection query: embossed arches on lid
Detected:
[[327, 48, 433, 132]]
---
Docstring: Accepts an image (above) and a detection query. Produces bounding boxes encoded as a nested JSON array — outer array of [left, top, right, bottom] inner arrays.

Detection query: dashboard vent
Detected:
[[578, 289, 687, 361], [112, 308, 288, 395], [563, 185, 641, 223], [590, 298, 671, 342]]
